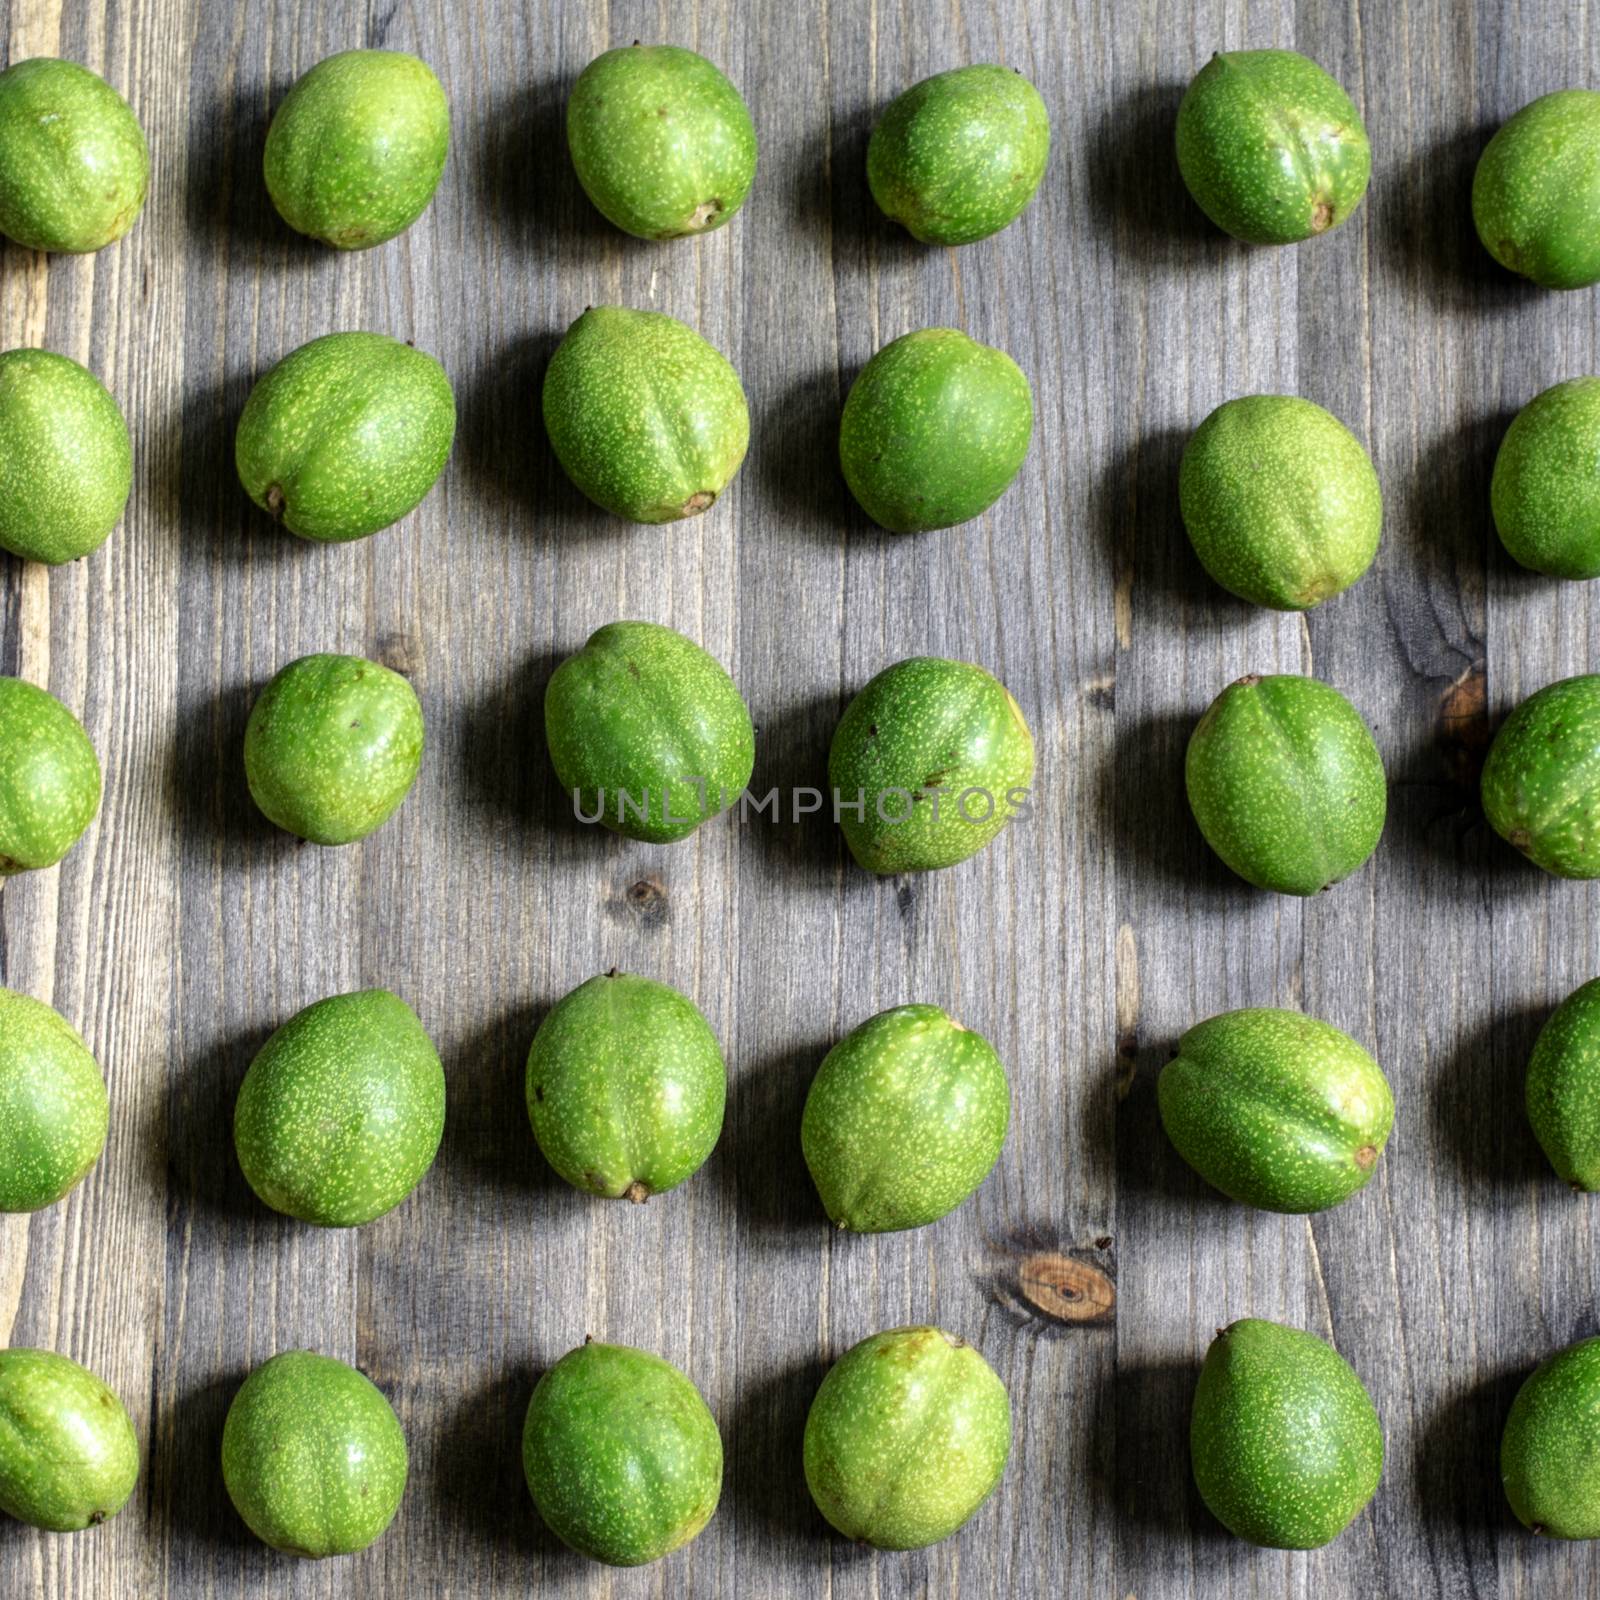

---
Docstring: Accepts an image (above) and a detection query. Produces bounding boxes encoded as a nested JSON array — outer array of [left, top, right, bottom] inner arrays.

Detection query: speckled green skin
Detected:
[[1159, 1009, 1393, 1213], [0, 988, 106, 1213], [0, 349, 130, 565], [801, 1005, 1008, 1232], [803, 1326, 1010, 1550], [522, 1342, 722, 1566], [567, 46, 756, 240], [828, 656, 1034, 874], [1473, 91, 1600, 290], [545, 621, 754, 844], [0, 59, 147, 253], [1502, 1337, 1600, 1537], [235, 332, 455, 543], [1525, 978, 1600, 1190], [543, 307, 749, 523], [867, 66, 1049, 246], [1192, 1319, 1381, 1548], [244, 653, 424, 845], [1185, 674, 1386, 895], [1179, 396, 1381, 609], [0, 1350, 137, 1531], [838, 329, 1033, 533], [1491, 380, 1600, 578], [264, 50, 448, 250], [526, 973, 725, 1201], [233, 989, 445, 1227], [1176, 51, 1370, 245], [222, 1351, 407, 1557], [1481, 674, 1600, 878], [0, 676, 100, 874]]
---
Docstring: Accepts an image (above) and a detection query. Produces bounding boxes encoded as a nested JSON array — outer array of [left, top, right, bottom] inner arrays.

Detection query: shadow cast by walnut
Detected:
[[727, 1353, 831, 1548], [1375, 121, 1540, 315], [1101, 710, 1246, 910], [738, 685, 849, 886], [435, 1000, 578, 1205], [752, 367, 857, 541], [1088, 77, 1246, 264], [1412, 1367, 1525, 1544], [156, 1020, 277, 1222], [431, 1362, 577, 1567], [470, 72, 624, 263], [148, 1367, 259, 1559], [721, 1031, 832, 1241], [1091, 427, 1264, 626], [1429, 1002, 1551, 1197]]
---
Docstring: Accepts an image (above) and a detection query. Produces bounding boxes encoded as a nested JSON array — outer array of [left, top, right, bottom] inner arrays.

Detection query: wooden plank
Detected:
[[0, 0, 180, 1596], [4, 0, 1600, 1595]]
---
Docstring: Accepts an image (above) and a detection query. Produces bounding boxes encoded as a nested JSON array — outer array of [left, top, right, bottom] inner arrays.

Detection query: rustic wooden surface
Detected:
[[1, 0, 1598, 1594]]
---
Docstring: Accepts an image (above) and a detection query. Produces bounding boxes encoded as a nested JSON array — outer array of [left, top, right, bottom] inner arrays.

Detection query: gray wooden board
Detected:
[[0, 0, 1597, 1594]]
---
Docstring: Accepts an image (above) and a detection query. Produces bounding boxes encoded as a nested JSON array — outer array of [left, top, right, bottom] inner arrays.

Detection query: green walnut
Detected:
[[0, 58, 147, 252], [1502, 1336, 1600, 1537], [1473, 91, 1600, 290], [1176, 50, 1370, 245], [543, 306, 749, 523], [828, 656, 1034, 874], [801, 1005, 1008, 1232], [1491, 379, 1600, 578], [0, 987, 107, 1213], [1526, 977, 1600, 1189], [839, 328, 1033, 533], [522, 1341, 722, 1566], [526, 972, 725, 1202], [235, 332, 456, 543], [264, 50, 449, 249], [1185, 674, 1386, 895], [867, 65, 1050, 245], [1179, 395, 1382, 609], [233, 989, 445, 1227], [1481, 673, 1600, 877], [0, 676, 101, 873], [1159, 1008, 1394, 1213], [0, 348, 131, 565], [1192, 1319, 1382, 1548], [545, 621, 754, 843], [244, 653, 424, 845], [0, 1349, 138, 1531], [222, 1351, 407, 1557], [567, 44, 756, 239], [803, 1326, 1010, 1550]]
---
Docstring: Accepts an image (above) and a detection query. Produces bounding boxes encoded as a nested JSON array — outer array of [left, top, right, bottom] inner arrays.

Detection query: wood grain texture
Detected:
[[0, 0, 1596, 1594]]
